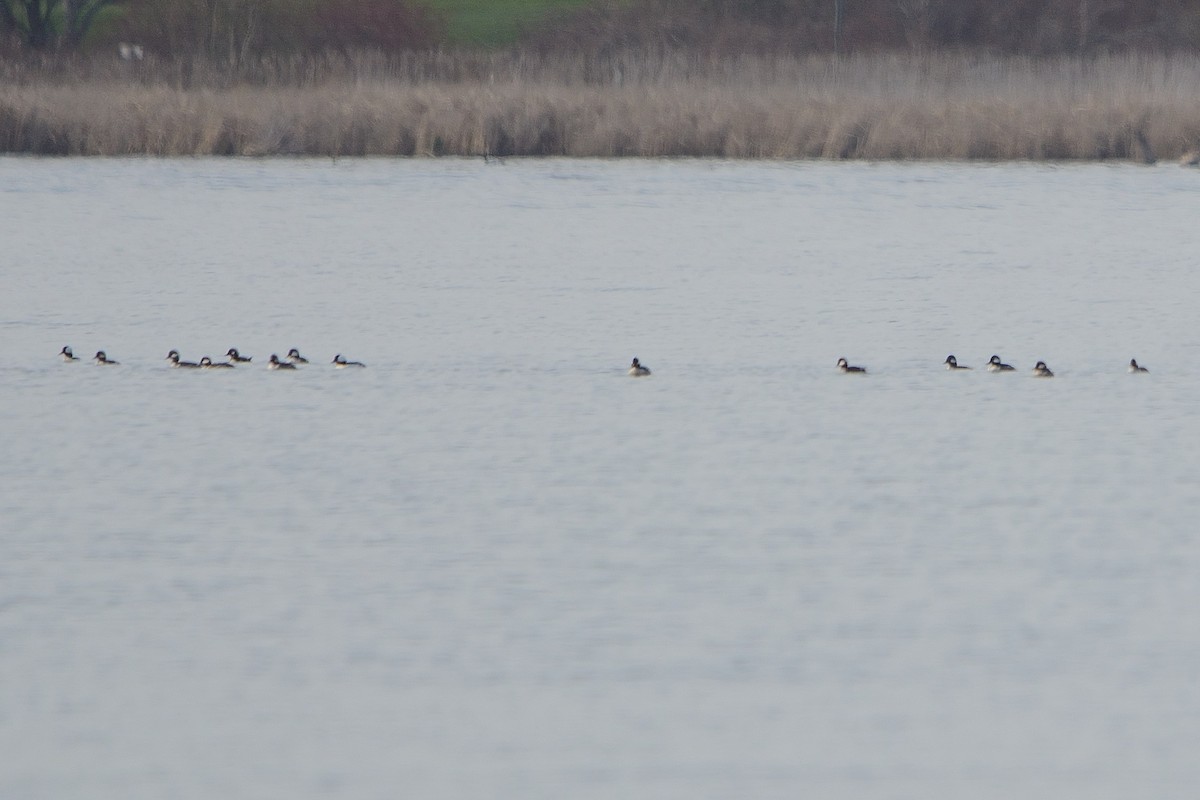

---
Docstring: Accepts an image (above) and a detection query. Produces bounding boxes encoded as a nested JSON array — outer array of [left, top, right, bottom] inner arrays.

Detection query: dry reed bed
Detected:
[[2, 54, 1199, 159]]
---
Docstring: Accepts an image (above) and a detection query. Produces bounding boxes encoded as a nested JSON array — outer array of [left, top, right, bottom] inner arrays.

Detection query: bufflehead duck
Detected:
[[268, 354, 297, 370], [628, 357, 651, 376], [836, 357, 866, 373], [199, 356, 234, 369], [60, 346, 79, 362], [1129, 359, 1149, 373], [332, 354, 366, 368], [286, 348, 309, 364], [944, 354, 971, 370], [166, 350, 200, 368], [1033, 361, 1054, 377], [987, 355, 1015, 372], [225, 348, 252, 363], [93, 351, 119, 365]]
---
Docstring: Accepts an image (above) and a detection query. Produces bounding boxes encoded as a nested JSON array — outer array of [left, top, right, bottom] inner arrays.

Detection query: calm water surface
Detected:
[[2, 158, 1199, 799]]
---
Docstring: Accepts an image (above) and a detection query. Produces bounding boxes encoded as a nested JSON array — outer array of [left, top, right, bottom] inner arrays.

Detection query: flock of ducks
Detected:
[[628, 355, 1151, 377], [59, 349, 1152, 377], [838, 354, 1150, 377], [936, 354, 1057, 376], [59, 346, 366, 369]]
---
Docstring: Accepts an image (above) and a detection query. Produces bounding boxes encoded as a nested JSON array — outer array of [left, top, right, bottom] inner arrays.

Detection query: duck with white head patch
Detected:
[[628, 357, 651, 376], [987, 355, 1015, 372], [944, 355, 971, 370], [166, 350, 200, 368]]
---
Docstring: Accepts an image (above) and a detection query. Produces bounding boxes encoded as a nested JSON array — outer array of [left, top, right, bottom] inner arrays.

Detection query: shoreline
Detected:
[[4, 52, 1199, 160]]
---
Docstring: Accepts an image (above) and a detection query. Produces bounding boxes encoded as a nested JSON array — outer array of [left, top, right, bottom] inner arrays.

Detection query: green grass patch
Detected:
[[423, 0, 588, 47]]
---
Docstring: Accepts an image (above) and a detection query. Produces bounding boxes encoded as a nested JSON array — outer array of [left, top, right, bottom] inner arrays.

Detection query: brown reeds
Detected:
[[2, 51, 1199, 159]]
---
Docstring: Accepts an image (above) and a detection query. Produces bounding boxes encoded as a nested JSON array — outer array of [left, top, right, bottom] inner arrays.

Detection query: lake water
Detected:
[[3, 157, 1199, 799]]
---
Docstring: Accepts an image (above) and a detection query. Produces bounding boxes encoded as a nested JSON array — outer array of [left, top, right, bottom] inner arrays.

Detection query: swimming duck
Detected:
[[1033, 361, 1054, 378], [332, 354, 366, 368], [60, 346, 79, 362], [225, 348, 252, 363], [628, 357, 651, 376], [200, 356, 234, 369], [987, 355, 1015, 372], [93, 351, 119, 365], [166, 350, 200, 368], [944, 355, 971, 370], [837, 357, 866, 373], [286, 348, 309, 364], [1129, 359, 1149, 373], [268, 354, 297, 370]]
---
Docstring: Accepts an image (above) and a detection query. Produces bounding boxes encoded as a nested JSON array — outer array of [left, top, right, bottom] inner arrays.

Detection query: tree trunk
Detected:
[[1078, 0, 1090, 51], [24, 0, 53, 48], [63, 0, 80, 46]]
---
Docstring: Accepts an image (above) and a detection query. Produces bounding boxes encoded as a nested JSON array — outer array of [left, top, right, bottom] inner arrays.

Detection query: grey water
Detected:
[[2, 158, 1199, 799]]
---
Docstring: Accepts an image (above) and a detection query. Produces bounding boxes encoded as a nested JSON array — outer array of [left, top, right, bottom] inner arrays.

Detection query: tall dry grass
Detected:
[[2, 51, 1199, 159]]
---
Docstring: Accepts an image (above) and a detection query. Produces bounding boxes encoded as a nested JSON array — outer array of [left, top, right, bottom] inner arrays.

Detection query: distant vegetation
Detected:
[[3, 0, 1200, 56], [527, 0, 1200, 57], [0, 0, 576, 55], [3, 52, 1198, 160], [423, 0, 585, 47], [3, 1, 1200, 160]]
